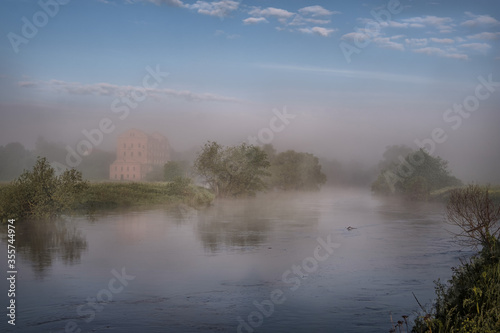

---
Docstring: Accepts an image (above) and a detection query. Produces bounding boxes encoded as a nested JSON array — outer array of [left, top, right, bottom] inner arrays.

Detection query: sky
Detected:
[[0, 0, 499, 182]]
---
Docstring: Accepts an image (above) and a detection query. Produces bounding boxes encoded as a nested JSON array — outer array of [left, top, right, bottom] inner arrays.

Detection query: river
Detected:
[[0, 188, 471, 332]]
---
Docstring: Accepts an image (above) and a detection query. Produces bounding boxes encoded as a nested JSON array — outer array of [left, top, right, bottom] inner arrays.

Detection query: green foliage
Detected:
[[194, 141, 270, 197], [412, 238, 500, 333], [164, 161, 189, 181], [0, 157, 88, 221], [269, 150, 327, 191], [372, 148, 462, 199]]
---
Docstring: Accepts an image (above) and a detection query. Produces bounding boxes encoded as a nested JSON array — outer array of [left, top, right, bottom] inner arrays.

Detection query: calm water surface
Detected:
[[0, 188, 471, 332]]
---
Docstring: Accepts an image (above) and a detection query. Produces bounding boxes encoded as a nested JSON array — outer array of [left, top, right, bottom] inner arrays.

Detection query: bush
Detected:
[[0, 157, 88, 221], [412, 239, 500, 333]]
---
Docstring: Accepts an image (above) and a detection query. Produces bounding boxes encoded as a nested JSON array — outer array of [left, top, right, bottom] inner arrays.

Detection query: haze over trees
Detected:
[[266, 146, 327, 191], [194, 141, 270, 197], [371, 146, 462, 200], [0, 142, 35, 181], [0, 138, 114, 181], [193, 142, 327, 197]]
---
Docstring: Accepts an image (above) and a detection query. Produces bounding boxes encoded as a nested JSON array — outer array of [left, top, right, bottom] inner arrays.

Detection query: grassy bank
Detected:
[[81, 180, 214, 211], [0, 178, 214, 222], [429, 185, 500, 203], [411, 239, 500, 333]]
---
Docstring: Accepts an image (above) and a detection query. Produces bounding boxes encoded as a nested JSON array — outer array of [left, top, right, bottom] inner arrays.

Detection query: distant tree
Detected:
[[164, 161, 189, 181], [0, 157, 88, 221], [261, 144, 277, 162], [377, 144, 413, 172], [194, 141, 270, 197], [270, 150, 327, 191], [0, 142, 35, 181], [79, 149, 115, 180], [446, 185, 500, 254], [372, 148, 462, 199], [318, 157, 345, 186], [34, 137, 114, 180], [145, 165, 164, 181], [34, 136, 66, 163]]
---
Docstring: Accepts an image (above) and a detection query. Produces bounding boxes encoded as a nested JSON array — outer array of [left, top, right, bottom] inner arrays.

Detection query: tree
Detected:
[[446, 185, 500, 254], [376, 144, 413, 172], [194, 141, 270, 197], [372, 148, 462, 199], [0, 142, 35, 181], [270, 150, 327, 191], [164, 161, 189, 181], [0, 157, 88, 221]]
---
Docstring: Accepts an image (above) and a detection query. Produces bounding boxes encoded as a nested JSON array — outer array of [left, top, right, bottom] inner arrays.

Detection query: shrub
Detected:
[[0, 157, 88, 221]]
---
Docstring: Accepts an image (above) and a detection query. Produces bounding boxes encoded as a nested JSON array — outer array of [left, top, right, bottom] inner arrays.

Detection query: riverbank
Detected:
[[429, 185, 500, 203], [81, 180, 214, 211], [0, 179, 214, 222]]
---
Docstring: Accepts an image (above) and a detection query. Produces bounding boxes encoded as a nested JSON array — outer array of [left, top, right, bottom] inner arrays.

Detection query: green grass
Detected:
[[412, 239, 500, 333], [429, 185, 500, 203], [1, 180, 214, 222], [81, 181, 214, 211]]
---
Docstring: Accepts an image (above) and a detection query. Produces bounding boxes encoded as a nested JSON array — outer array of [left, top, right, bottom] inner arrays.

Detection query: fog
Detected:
[[1, 0, 500, 185]]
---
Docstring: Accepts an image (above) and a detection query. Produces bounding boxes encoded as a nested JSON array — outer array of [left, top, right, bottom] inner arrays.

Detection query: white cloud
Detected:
[[18, 79, 244, 103], [374, 37, 405, 51], [255, 63, 433, 84], [405, 38, 428, 47], [357, 18, 408, 29], [467, 32, 500, 40], [129, 0, 184, 6], [248, 7, 295, 19], [430, 38, 455, 44], [187, 0, 239, 18], [459, 43, 492, 54], [413, 47, 468, 60], [461, 12, 500, 27], [214, 30, 240, 39], [299, 26, 336, 37], [243, 17, 268, 25], [288, 15, 331, 26], [401, 15, 454, 33], [384, 21, 409, 28], [341, 31, 373, 43], [298, 5, 339, 17]]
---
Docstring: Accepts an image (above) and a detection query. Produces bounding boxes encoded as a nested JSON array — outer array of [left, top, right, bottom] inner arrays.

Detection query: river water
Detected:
[[0, 188, 471, 333]]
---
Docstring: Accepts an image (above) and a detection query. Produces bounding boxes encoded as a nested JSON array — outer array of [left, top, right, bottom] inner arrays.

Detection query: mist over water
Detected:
[[0, 188, 472, 332], [1, 1, 499, 332]]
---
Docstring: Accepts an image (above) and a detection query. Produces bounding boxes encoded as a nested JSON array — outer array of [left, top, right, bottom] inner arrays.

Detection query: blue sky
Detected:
[[1, 0, 499, 181]]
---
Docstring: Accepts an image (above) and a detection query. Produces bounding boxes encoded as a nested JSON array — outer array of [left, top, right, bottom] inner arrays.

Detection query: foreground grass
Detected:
[[411, 239, 500, 333]]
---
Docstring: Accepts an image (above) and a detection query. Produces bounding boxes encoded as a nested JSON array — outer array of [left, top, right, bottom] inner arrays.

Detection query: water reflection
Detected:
[[196, 193, 320, 253], [3, 218, 87, 278]]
